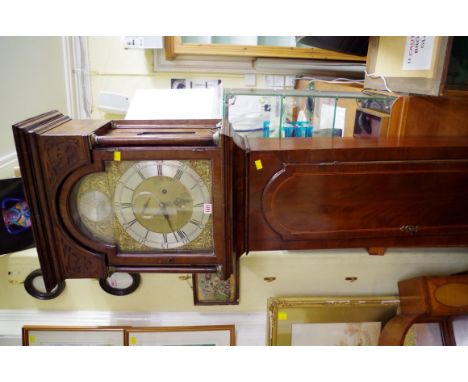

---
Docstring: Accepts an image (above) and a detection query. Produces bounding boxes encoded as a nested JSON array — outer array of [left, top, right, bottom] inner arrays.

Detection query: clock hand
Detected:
[[160, 202, 175, 232], [141, 197, 152, 216], [164, 214, 175, 232]]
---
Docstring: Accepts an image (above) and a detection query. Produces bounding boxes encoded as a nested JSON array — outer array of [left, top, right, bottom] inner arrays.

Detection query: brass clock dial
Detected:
[[78, 190, 112, 222], [113, 160, 212, 249]]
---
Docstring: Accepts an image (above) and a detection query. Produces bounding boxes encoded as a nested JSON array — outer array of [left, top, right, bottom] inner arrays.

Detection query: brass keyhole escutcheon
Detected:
[[400, 225, 419, 234]]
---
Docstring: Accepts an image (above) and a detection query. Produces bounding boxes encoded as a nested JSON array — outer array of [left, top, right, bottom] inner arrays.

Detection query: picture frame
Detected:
[[192, 260, 239, 305], [22, 326, 126, 346], [125, 325, 236, 346], [267, 296, 400, 346]]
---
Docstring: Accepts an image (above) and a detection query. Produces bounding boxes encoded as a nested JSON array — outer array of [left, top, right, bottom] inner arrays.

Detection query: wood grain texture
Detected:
[[367, 247, 386, 256], [394, 96, 468, 137], [401, 275, 468, 316], [380, 275, 468, 345], [12, 111, 74, 291], [59, 236, 107, 278], [378, 314, 421, 346], [96, 119, 220, 147], [237, 136, 468, 252], [398, 277, 429, 316]]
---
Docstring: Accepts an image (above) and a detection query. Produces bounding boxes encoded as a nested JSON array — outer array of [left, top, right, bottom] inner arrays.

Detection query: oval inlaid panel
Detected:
[[434, 283, 468, 307]]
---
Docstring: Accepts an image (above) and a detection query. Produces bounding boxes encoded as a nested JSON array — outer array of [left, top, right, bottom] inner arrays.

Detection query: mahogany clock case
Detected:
[[12, 110, 468, 293], [13, 111, 234, 291], [231, 133, 468, 254]]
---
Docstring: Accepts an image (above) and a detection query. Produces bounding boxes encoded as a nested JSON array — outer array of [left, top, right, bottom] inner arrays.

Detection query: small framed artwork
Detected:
[[193, 260, 239, 305], [22, 326, 126, 346], [126, 325, 236, 346], [267, 296, 400, 346]]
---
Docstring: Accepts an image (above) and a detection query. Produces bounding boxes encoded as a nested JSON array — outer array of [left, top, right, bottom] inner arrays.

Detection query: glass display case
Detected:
[[223, 88, 397, 140]]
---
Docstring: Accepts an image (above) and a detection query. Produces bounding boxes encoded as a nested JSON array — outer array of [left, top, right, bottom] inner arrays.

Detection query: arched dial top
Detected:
[[71, 160, 213, 252]]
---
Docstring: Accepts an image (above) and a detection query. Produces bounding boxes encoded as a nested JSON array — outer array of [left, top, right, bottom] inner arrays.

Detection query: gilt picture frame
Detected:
[[267, 296, 400, 346]]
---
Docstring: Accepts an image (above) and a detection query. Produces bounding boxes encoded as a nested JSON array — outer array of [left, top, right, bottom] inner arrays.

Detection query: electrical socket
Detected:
[[190, 79, 208, 89]]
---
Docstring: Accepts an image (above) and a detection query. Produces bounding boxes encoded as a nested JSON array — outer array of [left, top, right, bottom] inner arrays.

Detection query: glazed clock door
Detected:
[[60, 126, 231, 274]]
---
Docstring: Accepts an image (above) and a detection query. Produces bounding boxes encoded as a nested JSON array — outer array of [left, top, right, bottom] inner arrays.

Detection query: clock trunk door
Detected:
[[249, 154, 468, 251]]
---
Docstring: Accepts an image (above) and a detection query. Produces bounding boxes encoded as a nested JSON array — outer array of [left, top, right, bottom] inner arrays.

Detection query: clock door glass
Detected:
[[70, 160, 214, 252]]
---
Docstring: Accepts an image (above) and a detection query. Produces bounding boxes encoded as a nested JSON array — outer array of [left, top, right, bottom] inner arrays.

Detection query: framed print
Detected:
[[22, 326, 126, 346], [267, 296, 400, 346], [126, 325, 235, 346], [291, 322, 382, 346], [193, 260, 239, 305]]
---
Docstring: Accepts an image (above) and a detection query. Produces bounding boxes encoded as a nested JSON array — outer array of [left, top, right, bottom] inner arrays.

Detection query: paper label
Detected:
[[402, 36, 435, 71], [113, 151, 121, 161], [203, 203, 212, 215], [255, 160, 263, 170]]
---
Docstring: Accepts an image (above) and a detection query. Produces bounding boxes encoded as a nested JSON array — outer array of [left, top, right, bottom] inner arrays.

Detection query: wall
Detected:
[[3, 248, 468, 311], [0, 37, 69, 178], [2, 247, 468, 345], [88, 37, 249, 119]]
